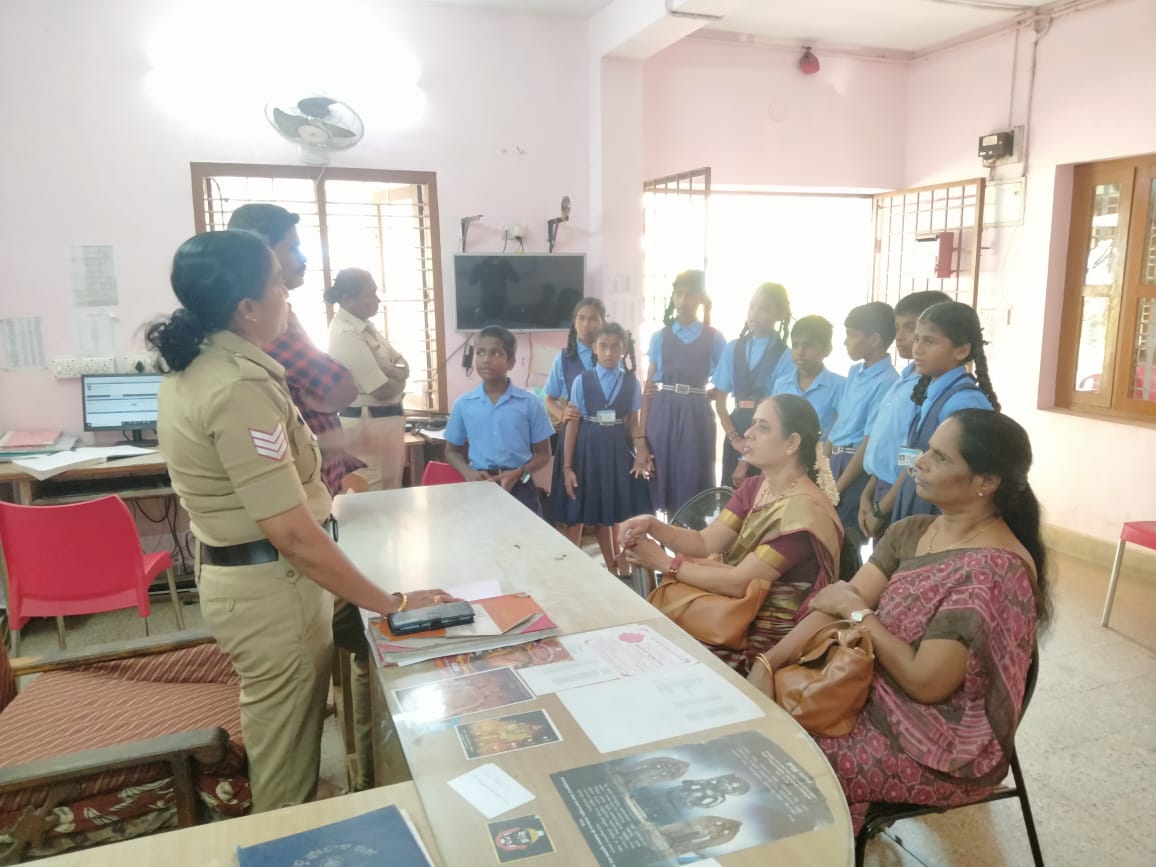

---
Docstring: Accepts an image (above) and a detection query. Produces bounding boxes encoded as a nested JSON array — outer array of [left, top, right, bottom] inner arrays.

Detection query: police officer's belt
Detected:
[[201, 518, 336, 567], [339, 405, 404, 418]]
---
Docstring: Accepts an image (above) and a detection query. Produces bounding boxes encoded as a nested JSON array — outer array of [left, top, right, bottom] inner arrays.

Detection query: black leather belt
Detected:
[[339, 405, 404, 418], [200, 518, 336, 567]]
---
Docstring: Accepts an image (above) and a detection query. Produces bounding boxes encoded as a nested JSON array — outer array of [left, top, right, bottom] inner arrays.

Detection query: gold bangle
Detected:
[[394, 592, 408, 612], [755, 653, 773, 675]]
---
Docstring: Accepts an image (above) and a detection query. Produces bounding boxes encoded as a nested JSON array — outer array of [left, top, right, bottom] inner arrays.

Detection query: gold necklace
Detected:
[[755, 475, 801, 510], [925, 515, 999, 554]]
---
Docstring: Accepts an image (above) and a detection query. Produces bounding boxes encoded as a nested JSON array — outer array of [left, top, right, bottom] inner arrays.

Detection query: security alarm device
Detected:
[[978, 131, 1014, 161]]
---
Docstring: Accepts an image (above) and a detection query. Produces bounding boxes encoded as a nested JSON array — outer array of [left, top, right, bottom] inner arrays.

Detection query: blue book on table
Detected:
[[236, 805, 431, 867]]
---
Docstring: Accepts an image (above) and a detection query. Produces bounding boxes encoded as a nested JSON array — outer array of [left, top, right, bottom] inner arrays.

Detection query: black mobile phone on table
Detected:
[[387, 601, 475, 635]]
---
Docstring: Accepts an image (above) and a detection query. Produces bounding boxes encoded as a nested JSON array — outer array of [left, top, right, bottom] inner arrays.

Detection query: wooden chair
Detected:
[[853, 646, 1044, 867], [0, 630, 248, 863]]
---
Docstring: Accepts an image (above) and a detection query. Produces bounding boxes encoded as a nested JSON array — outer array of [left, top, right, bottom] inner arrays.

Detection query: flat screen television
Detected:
[[82, 373, 163, 444], [453, 253, 585, 331]]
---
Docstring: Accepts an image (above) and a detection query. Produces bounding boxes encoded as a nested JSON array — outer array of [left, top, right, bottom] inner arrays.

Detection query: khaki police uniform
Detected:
[[327, 306, 408, 491], [157, 329, 334, 813]]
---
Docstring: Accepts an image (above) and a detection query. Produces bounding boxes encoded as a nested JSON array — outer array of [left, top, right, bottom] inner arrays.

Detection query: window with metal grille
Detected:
[[870, 178, 986, 310], [642, 168, 711, 355], [1056, 154, 1156, 422], [191, 163, 447, 411]]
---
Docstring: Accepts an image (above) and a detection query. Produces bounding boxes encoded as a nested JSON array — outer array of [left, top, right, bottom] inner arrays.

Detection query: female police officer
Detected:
[[147, 230, 450, 811]]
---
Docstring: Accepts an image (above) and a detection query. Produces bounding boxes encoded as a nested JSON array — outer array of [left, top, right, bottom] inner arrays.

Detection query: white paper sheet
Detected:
[[517, 658, 619, 695], [74, 445, 155, 458], [69, 245, 119, 306], [445, 579, 503, 602], [0, 317, 45, 370], [562, 623, 696, 676], [556, 664, 763, 754], [72, 307, 118, 357], [446, 763, 534, 819]]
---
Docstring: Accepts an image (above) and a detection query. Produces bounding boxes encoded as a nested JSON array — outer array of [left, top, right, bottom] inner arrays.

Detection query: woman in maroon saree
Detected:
[[765, 410, 1051, 831]]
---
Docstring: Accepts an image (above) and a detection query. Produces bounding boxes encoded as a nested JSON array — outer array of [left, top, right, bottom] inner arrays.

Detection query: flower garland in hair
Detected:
[[814, 451, 840, 506]]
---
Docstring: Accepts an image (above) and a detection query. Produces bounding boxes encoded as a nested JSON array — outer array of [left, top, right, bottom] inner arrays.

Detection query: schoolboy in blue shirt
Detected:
[[827, 302, 900, 546], [771, 316, 844, 443], [445, 326, 554, 516], [857, 291, 952, 540]]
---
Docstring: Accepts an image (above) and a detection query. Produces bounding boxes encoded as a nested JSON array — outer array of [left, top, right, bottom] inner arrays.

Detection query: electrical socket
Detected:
[[80, 356, 116, 375], [52, 357, 81, 379], [504, 223, 527, 240], [117, 354, 153, 374]]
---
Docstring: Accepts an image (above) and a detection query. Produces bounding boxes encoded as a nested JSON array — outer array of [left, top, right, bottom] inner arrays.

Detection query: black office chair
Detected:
[[854, 645, 1044, 867], [670, 486, 736, 531]]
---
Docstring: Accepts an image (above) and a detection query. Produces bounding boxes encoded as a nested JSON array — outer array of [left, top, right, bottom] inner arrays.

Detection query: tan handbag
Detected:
[[755, 620, 875, 738], [648, 577, 770, 650]]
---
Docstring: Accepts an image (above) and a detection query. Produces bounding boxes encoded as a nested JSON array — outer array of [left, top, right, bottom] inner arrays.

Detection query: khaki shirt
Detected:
[[327, 307, 407, 407], [157, 330, 332, 547]]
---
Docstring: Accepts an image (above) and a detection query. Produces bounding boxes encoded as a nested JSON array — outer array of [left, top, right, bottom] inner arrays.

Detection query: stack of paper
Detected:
[[11, 445, 156, 480], [368, 594, 557, 667], [0, 430, 76, 460]]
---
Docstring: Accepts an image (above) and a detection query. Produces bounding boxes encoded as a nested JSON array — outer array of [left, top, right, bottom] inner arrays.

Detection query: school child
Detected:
[[545, 298, 606, 531], [890, 301, 999, 522], [857, 291, 952, 540], [825, 302, 899, 546], [770, 316, 844, 445], [641, 270, 727, 514], [562, 323, 652, 570], [444, 326, 555, 516], [712, 282, 795, 488]]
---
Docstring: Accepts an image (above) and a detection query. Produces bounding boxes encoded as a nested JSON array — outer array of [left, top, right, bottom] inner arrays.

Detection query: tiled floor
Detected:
[[11, 549, 1156, 866]]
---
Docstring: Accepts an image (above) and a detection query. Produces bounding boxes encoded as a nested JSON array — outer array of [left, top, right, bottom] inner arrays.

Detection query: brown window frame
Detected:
[[1055, 153, 1156, 424], [189, 162, 448, 413]]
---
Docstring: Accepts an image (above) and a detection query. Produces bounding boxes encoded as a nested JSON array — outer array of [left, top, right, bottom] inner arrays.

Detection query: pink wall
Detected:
[[643, 38, 908, 188], [905, 0, 1156, 540], [0, 0, 590, 432]]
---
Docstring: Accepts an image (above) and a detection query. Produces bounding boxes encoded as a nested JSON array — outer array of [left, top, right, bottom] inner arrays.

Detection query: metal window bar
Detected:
[[870, 178, 985, 310]]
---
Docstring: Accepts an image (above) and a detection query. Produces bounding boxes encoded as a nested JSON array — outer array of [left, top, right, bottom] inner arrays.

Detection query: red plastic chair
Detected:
[[420, 460, 466, 486], [0, 495, 184, 655], [1101, 521, 1156, 627]]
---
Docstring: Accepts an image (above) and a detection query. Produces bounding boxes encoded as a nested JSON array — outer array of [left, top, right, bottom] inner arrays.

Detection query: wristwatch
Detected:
[[849, 608, 875, 623]]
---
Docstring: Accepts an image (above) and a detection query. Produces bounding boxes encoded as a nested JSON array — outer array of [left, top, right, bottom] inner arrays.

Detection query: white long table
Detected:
[[334, 482, 855, 867]]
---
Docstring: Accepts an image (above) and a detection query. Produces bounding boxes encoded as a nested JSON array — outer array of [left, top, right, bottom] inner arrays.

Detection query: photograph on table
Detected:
[[436, 638, 574, 675], [457, 709, 563, 759], [488, 815, 556, 863], [551, 731, 833, 867], [393, 667, 534, 724]]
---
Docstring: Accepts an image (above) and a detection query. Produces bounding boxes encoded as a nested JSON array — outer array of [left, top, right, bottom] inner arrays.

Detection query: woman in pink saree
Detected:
[[765, 410, 1051, 831]]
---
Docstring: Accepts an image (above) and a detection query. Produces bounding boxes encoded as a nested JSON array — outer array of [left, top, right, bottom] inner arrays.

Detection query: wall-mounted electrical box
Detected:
[[978, 130, 1015, 162]]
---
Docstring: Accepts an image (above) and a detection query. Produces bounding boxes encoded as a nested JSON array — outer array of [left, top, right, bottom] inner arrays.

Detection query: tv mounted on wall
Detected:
[[453, 253, 586, 332]]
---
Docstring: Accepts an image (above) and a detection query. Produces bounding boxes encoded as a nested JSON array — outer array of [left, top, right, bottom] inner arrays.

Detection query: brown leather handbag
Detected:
[[648, 577, 770, 650], [752, 619, 875, 737]]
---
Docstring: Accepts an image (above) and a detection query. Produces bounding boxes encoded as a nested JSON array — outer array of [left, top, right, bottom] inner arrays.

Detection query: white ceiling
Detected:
[[425, 0, 1046, 53], [707, 0, 1044, 54]]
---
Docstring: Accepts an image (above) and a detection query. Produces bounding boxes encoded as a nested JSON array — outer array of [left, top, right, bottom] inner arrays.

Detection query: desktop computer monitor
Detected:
[[81, 374, 163, 444]]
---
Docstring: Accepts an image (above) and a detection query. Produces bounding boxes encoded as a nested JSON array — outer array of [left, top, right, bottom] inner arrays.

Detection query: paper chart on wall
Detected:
[[69, 245, 118, 307], [72, 307, 118, 357], [0, 318, 45, 371]]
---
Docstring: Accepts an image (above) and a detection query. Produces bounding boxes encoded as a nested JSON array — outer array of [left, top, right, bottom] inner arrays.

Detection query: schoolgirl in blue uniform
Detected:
[[562, 323, 652, 570], [891, 301, 999, 521]]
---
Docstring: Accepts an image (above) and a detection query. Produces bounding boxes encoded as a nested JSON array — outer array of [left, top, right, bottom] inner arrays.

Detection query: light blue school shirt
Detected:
[[771, 367, 845, 440], [827, 357, 900, 448], [568, 365, 642, 415], [913, 365, 994, 434], [445, 379, 555, 470], [711, 335, 796, 394], [863, 361, 920, 484], [646, 321, 727, 381], [543, 342, 594, 399]]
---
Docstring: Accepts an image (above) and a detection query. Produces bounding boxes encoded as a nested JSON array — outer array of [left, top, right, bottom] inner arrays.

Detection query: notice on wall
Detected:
[[0, 317, 46, 370], [73, 307, 119, 357], [69, 245, 119, 307]]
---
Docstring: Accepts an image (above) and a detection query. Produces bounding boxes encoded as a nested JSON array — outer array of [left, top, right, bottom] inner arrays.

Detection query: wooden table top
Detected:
[[37, 782, 440, 866]]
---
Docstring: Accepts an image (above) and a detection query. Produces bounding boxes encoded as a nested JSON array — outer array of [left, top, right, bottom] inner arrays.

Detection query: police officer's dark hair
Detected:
[[226, 203, 300, 246], [324, 268, 372, 306], [478, 325, 517, 359], [146, 230, 274, 372], [844, 301, 897, 349]]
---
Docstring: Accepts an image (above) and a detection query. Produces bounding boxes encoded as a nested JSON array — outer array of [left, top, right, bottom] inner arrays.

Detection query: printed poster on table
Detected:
[[551, 731, 833, 867]]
